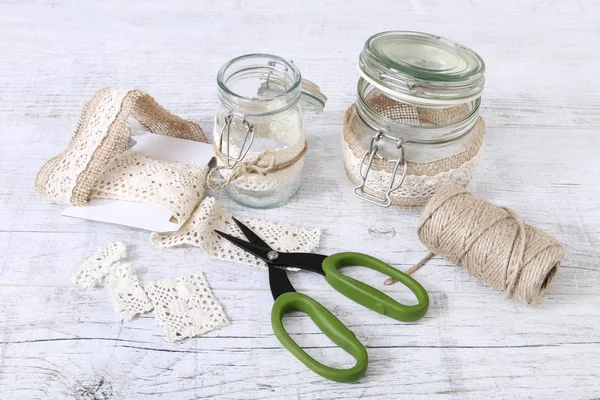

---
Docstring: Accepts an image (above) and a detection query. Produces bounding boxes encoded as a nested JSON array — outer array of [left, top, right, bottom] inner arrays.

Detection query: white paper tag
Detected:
[[63, 122, 213, 232], [63, 198, 183, 232], [130, 130, 214, 164]]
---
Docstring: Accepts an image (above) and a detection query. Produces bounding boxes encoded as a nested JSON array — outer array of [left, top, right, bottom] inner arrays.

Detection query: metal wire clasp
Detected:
[[353, 131, 408, 207], [217, 112, 256, 168]]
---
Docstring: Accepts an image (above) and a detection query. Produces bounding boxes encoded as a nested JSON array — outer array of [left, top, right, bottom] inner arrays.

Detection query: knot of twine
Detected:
[[386, 184, 564, 305], [206, 149, 277, 190], [207, 141, 309, 191]]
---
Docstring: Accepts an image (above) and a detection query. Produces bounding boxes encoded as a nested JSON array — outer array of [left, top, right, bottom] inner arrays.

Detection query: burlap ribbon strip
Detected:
[[35, 88, 207, 205], [34, 87, 323, 273]]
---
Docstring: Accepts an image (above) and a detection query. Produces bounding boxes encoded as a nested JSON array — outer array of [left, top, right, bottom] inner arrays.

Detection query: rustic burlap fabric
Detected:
[[35, 88, 207, 205]]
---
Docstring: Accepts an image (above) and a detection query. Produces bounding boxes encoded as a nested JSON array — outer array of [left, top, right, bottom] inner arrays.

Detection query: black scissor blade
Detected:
[[214, 230, 272, 262], [231, 217, 271, 249], [272, 252, 328, 276], [218, 218, 328, 276], [268, 264, 296, 300], [215, 227, 296, 300]]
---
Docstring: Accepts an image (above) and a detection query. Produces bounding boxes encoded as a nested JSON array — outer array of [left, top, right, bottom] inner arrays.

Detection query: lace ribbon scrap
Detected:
[[72, 242, 128, 288], [92, 151, 208, 224], [151, 196, 322, 269], [106, 262, 154, 321], [144, 273, 230, 342], [73, 242, 229, 339]]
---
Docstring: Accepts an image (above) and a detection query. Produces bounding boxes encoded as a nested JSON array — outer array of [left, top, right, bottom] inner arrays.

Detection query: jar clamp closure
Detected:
[[348, 31, 487, 207], [212, 54, 326, 209]]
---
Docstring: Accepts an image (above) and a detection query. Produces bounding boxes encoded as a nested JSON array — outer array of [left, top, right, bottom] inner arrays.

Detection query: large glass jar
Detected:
[[346, 31, 486, 207], [213, 54, 325, 208]]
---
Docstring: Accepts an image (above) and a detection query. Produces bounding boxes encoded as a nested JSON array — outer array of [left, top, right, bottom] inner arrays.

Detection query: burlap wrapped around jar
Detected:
[[342, 99, 486, 209]]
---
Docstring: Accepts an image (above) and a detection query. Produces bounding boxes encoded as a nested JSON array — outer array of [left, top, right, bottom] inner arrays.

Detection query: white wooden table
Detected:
[[1, 1, 599, 399]]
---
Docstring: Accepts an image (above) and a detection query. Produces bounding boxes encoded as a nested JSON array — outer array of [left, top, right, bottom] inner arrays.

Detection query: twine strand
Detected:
[[384, 252, 434, 286], [206, 149, 276, 190], [207, 141, 309, 191]]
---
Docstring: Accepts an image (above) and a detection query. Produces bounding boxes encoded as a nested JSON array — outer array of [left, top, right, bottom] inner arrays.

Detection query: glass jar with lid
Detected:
[[344, 31, 486, 208], [210, 54, 326, 209]]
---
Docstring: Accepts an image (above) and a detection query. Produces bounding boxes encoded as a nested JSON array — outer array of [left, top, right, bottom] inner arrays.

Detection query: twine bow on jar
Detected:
[[206, 149, 277, 190]]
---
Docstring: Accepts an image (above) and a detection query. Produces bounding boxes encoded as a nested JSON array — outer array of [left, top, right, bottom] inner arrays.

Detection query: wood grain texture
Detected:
[[2, 287, 600, 399], [1, 0, 599, 399]]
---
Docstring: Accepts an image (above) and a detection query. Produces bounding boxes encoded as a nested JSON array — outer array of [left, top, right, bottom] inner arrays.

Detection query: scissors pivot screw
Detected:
[[267, 251, 279, 261]]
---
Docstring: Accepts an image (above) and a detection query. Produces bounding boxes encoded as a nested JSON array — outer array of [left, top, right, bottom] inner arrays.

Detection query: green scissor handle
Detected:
[[271, 291, 368, 383], [322, 252, 429, 322]]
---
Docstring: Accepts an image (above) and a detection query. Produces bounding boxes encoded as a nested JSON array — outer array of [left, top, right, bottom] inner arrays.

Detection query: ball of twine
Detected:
[[388, 184, 565, 305]]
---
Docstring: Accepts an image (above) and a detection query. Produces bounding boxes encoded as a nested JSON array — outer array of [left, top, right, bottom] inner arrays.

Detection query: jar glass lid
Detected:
[[359, 31, 485, 107]]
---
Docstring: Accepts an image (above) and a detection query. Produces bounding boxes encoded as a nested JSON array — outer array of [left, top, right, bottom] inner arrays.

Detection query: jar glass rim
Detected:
[[217, 53, 302, 103], [359, 31, 485, 106]]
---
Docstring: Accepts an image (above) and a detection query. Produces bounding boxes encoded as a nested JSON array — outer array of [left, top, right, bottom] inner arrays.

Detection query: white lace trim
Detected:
[[72, 242, 128, 288], [343, 136, 484, 205], [45, 89, 131, 203], [144, 273, 230, 342], [106, 262, 154, 321], [91, 151, 208, 224], [151, 197, 321, 269]]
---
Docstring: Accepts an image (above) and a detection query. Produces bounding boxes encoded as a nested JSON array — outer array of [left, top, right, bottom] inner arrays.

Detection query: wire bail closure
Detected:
[[353, 131, 408, 207], [217, 112, 256, 168]]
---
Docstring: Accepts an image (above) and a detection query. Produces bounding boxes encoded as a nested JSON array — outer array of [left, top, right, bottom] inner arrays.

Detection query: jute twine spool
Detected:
[[387, 184, 565, 305]]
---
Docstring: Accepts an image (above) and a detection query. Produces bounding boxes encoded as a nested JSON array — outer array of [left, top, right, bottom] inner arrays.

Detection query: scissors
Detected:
[[215, 218, 429, 383]]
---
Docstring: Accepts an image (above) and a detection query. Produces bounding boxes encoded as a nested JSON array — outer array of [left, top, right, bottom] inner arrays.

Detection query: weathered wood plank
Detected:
[[0, 226, 598, 297], [1, 287, 599, 399]]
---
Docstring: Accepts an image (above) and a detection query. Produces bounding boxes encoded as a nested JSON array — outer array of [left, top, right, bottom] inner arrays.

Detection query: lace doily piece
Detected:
[[91, 151, 208, 224], [35, 87, 206, 206], [144, 273, 229, 342], [72, 242, 128, 288], [151, 197, 321, 269], [106, 262, 154, 321]]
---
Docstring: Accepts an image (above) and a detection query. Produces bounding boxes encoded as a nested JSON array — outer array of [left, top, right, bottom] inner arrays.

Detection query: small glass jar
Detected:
[[213, 54, 326, 208], [348, 31, 486, 207]]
